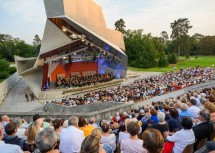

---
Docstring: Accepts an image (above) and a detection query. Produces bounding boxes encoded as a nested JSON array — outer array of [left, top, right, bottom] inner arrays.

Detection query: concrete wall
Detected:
[[0, 73, 21, 104], [0, 102, 133, 122]]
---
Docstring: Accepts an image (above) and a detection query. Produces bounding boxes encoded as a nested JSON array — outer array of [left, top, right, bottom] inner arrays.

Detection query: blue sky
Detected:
[[0, 0, 215, 44]]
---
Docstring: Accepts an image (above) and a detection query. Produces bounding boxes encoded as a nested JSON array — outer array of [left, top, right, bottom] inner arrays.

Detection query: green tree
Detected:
[[158, 52, 169, 67], [170, 18, 192, 56], [32, 34, 41, 56], [124, 29, 157, 68], [160, 31, 169, 44], [0, 59, 10, 78], [114, 18, 126, 34], [168, 53, 177, 64]]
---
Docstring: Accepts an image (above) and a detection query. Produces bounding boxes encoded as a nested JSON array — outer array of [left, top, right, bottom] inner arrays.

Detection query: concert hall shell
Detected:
[[15, 0, 127, 99]]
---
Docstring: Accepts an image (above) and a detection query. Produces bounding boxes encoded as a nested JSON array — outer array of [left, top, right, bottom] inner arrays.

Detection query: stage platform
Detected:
[[38, 79, 124, 100]]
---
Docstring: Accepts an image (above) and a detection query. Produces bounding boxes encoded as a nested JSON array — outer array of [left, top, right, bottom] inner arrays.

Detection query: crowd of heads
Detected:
[[49, 66, 215, 107], [1, 85, 215, 153]]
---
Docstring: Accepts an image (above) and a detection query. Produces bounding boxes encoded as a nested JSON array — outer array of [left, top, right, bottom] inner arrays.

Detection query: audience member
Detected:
[[193, 109, 214, 150], [151, 112, 169, 135], [78, 117, 94, 137], [142, 128, 164, 153], [168, 108, 182, 132], [3, 121, 25, 149], [164, 116, 195, 153], [23, 122, 40, 152], [35, 128, 59, 153], [59, 116, 84, 153], [101, 122, 116, 152], [121, 122, 147, 153], [80, 135, 106, 153]]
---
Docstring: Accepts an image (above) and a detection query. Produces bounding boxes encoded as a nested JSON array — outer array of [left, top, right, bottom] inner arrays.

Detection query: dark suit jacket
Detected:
[[193, 121, 214, 141], [142, 119, 155, 132]]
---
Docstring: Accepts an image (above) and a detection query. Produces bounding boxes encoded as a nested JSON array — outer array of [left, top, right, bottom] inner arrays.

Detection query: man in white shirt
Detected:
[[187, 99, 200, 119], [59, 116, 84, 153], [0, 122, 28, 153]]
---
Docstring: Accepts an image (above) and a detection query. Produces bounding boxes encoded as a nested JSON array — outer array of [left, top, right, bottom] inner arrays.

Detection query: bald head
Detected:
[[2, 115, 9, 122]]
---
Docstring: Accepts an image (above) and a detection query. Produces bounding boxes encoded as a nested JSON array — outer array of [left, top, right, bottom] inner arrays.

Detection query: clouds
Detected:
[[0, 0, 214, 43], [0, 0, 46, 24], [96, 0, 215, 37]]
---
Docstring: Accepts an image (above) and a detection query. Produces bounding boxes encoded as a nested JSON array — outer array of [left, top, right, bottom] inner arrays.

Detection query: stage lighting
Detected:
[[81, 39, 85, 42], [70, 34, 77, 39], [63, 56, 66, 59], [74, 52, 76, 56], [90, 43, 93, 47], [62, 27, 67, 32]]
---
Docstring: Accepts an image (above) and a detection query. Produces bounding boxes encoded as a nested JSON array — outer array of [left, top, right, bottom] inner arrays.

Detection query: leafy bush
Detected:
[[158, 54, 169, 67], [168, 53, 177, 64]]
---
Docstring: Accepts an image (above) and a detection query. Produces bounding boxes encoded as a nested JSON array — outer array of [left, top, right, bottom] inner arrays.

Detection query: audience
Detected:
[[48, 66, 215, 107]]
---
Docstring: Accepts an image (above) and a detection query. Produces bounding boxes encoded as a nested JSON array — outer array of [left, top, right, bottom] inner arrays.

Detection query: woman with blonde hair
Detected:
[[92, 128, 112, 153], [23, 122, 40, 152], [80, 135, 106, 153]]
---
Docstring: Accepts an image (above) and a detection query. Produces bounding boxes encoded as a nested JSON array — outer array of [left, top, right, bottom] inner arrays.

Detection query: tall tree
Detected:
[[114, 18, 126, 34], [32, 34, 41, 56], [170, 18, 192, 56], [160, 31, 169, 44]]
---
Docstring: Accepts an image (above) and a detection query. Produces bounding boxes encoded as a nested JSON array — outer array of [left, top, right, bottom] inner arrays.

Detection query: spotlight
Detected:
[[70, 34, 77, 39], [62, 27, 67, 32], [81, 39, 85, 42], [90, 43, 93, 47], [74, 52, 76, 56], [63, 56, 66, 59]]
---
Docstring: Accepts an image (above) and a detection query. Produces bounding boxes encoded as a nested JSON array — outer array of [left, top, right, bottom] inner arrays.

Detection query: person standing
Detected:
[[25, 93, 29, 102]]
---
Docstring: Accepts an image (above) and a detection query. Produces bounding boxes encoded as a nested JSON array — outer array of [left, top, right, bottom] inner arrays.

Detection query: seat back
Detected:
[[183, 144, 194, 153], [197, 138, 208, 150], [210, 130, 215, 140]]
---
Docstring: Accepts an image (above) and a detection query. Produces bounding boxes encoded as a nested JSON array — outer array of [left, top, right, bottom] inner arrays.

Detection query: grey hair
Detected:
[[199, 109, 210, 122], [180, 103, 188, 111], [68, 116, 79, 126], [200, 97, 207, 105], [35, 128, 57, 153], [157, 112, 165, 122]]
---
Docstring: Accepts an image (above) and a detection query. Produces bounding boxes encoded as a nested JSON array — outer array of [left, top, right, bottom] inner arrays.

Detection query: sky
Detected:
[[0, 0, 215, 44]]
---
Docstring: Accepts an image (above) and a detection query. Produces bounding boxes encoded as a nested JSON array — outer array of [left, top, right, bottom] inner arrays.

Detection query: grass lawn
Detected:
[[128, 56, 215, 73]]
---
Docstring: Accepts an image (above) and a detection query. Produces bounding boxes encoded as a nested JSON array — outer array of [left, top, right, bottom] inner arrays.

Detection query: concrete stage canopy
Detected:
[[15, 0, 127, 99]]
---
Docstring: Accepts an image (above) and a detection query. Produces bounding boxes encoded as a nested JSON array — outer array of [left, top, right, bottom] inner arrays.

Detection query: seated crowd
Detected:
[[1, 86, 215, 153], [55, 73, 115, 88], [49, 66, 215, 107]]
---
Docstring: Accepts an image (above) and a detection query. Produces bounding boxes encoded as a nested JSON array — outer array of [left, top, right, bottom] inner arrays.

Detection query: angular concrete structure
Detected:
[[15, 0, 127, 99]]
